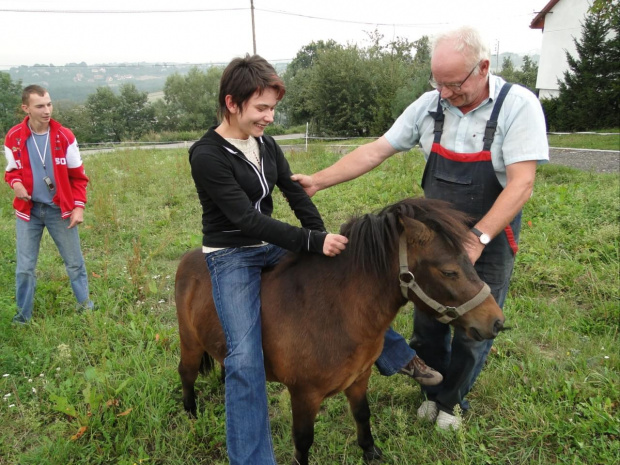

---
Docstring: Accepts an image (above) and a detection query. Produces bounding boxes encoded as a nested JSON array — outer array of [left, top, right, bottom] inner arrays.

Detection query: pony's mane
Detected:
[[339, 197, 471, 277]]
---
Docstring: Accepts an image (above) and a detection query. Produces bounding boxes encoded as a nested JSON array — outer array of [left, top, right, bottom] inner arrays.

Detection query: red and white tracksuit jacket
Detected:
[[4, 116, 89, 221]]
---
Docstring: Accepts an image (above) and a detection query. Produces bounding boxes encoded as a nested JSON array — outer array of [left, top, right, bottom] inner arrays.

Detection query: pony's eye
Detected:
[[441, 270, 458, 278]]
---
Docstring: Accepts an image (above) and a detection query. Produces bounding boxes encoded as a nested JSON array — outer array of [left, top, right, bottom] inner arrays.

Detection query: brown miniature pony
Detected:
[[175, 197, 504, 465]]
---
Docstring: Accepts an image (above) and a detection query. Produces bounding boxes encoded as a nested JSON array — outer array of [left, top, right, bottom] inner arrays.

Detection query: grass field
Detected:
[[547, 132, 619, 151], [0, 145, 618, 464]]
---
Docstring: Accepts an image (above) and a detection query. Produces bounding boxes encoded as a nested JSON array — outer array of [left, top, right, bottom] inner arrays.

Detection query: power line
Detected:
[[1, 5, 540, 69], [0, 6, 449, 27], [0, 6, 536, 27], [256, 8, 449, 28], [0, 7, 246, 14]]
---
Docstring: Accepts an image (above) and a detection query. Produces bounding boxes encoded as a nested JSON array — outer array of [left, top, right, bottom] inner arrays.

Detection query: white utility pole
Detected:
[[251, 0, 257, 54]]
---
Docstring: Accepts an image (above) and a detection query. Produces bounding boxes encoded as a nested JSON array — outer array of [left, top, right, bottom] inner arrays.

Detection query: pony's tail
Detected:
[[199, 353, 226, 384], [199, 352, 215, 375]]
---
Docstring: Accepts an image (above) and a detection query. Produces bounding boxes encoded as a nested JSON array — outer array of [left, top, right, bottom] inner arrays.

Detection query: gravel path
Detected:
[[548, 147, 619, 174]]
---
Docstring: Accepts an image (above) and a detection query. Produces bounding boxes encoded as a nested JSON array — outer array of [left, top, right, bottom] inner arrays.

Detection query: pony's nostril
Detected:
[[493, 319, 504, 336]]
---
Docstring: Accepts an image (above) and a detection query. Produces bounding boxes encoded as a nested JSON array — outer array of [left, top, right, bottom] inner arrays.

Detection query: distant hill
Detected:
[[7, 61, 290, 104]]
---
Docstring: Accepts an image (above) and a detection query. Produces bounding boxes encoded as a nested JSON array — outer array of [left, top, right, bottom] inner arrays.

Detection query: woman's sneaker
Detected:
[[399, 355, 443, 386]]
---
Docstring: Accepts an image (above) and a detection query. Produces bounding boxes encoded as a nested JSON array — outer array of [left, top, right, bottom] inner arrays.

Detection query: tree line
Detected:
[[1, 5, 617, 143]]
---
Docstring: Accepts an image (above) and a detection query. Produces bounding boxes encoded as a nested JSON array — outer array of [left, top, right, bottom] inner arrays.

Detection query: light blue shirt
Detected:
[[384, 74, 549, 187]]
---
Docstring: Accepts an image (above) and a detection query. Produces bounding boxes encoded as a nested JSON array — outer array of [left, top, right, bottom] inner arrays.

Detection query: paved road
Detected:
[[546, 147, 619, 174]]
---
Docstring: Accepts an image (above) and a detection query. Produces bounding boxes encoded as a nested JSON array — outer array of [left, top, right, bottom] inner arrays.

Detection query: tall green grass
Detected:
[[0, 147, 617, 464]]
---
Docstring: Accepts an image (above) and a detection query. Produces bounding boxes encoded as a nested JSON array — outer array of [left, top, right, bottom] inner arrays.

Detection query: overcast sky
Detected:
[[1, 0, 548, 69]]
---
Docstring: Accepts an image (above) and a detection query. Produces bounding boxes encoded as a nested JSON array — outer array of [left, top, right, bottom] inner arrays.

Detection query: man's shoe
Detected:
[[11, 315, 28, 325], [436, 410, 462, 431], [399, 355, 443, 386], [76, 300, 95, 314], [417, 400, 439, 422]]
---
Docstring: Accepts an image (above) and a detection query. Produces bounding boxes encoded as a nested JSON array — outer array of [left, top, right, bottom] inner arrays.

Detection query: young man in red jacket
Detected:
[[4, 85, 93, 324]]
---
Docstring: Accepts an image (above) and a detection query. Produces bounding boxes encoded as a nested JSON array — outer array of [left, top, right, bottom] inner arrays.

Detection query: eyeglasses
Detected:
[[429, 60, 482, 91]]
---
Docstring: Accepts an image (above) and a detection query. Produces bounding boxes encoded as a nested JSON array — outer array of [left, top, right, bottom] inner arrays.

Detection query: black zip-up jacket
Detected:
[[189, 127, 327, 253]]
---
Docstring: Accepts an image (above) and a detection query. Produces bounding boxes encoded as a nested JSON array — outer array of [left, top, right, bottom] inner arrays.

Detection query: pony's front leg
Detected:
[[289, 389, 322, 465], [344, 372, 383, 463]]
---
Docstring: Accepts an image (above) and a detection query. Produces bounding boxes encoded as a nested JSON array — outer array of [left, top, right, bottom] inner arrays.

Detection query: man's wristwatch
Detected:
[[471, 227, 491, 245]]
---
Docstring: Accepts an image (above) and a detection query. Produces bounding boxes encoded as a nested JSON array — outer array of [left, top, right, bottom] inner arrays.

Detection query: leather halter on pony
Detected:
[[398, 234, 491, 323]]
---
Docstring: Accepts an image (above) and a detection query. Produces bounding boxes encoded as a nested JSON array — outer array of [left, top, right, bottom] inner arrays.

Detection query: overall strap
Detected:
[[482, 83, 513, 151], [429, 95, 444, 144]]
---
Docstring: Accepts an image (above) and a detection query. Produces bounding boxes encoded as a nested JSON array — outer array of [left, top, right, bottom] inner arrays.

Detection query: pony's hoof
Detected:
[[363, 445, 383, 463], [183, 405, 197, 419], [291, 456, 308, 465]]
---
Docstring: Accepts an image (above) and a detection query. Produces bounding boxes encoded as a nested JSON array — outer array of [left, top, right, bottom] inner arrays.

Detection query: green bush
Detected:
[[540, 98, 559, 132]]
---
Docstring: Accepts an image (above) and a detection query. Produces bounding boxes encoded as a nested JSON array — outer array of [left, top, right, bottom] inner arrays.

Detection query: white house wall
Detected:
[[536, 0, 591, 99]]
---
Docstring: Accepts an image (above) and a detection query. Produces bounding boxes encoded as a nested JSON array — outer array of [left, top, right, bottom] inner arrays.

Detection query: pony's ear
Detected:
[[399, 216, 434, 246]]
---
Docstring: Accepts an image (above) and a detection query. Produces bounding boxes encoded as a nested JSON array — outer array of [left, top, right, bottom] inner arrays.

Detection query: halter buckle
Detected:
[[444, 306, 460, 320], [399, 271, 414, 287]]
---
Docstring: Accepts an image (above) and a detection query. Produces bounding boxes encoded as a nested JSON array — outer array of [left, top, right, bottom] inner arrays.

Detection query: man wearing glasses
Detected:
[[292, 26, 548, 430]]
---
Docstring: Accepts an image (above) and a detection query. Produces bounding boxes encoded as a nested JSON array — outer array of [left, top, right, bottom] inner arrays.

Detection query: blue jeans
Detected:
[[14, 202, 92, 323], [409, 213, 522, 414], [375, 328, 416, 376], [206, 244, 287, 465]]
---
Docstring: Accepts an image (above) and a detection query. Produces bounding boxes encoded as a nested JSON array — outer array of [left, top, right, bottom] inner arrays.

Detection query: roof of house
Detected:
[[530, 0, 561, 29]]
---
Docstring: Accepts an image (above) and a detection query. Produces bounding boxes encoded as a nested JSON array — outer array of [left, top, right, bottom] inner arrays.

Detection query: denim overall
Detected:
[[410, 83, 521, 413]]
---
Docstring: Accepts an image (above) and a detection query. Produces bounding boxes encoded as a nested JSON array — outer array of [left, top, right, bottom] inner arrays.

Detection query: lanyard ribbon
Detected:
[[29, 125, 50, 169]]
